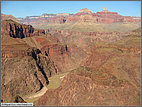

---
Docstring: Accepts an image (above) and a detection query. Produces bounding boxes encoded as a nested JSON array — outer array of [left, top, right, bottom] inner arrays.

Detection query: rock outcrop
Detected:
[[1, 19, 61, 103], [14, 96, 27, 103], [102, 7, 109, 12], [35, 29, 141, 106], [78, 8, 93, 14], [1, 20, 45, 39], [18, 7, 141, 27], [1, 47, 59, 103], [33, 35, 87, 72], [65, 7, 141, 24], [1, 8, 141, 106]]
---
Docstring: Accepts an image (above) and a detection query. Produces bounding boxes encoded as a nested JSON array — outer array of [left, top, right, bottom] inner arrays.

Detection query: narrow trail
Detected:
[[60, 75, 65, 79], [23, 72, 68, 101], [24, 87, 48, 99]]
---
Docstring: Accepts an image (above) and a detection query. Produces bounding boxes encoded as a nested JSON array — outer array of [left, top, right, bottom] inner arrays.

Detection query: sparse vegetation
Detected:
[[34, 22, 140, 33], [1, 7, 141, 106], [47, 72, 69, 89]]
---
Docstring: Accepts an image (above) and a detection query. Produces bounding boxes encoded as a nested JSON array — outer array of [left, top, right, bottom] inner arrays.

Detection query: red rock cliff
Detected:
[[1, 20, 45, 38]]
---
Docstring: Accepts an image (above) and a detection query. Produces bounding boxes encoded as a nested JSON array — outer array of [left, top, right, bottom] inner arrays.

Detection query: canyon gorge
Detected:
[[1, 7, 141, 106]]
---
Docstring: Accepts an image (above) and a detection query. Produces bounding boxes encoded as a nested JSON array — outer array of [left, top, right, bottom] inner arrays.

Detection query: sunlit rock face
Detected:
[[18, 7, 141, 25], [1, 20, 45, 39], [78, 8, 93, 14], [102, 7, 109, 12]]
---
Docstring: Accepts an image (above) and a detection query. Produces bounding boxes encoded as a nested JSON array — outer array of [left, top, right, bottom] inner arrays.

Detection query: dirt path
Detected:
[[60, 75, 65, 79], [24, 87, 48, 99], [23, 72, 68, 101]]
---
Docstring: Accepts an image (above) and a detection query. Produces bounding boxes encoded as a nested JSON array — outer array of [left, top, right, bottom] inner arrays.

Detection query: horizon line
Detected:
[[2, 7, 141, 18]]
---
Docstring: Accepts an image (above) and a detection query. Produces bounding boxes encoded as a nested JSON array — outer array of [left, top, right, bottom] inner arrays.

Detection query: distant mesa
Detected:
[[17, 7, 141, 24], [78, 7, 108, 13], [40, 13, 56, 18], [57, 13, 70, 16], [78, 8, 92, 14]]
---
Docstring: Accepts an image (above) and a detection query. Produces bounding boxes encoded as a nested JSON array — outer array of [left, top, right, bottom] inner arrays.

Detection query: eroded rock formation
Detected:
[[35, 28, 141, 106], [1, 9, 141, 106], [18, 7, 141, 26], [1, 20, 45, 38], [1, 47, 59, 103]]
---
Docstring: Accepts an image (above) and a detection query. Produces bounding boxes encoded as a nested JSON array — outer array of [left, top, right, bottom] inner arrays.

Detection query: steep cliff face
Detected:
[[17, 8, 140, 31], [1, 20, 45, 39], [1, 20, 60, 103], [1, 19, 88, 103], [66, 8, 141, 24], [33, 35, 87, 72], [1, 9, 141, 106], [18, 7, 141, 27], [1, 47, 59, 103], [35, 29, 141, 106], [78, 8, 93, 14], [20, 16, 68, 26]]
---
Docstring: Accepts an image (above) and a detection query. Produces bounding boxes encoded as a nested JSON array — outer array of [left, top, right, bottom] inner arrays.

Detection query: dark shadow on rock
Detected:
[[36, 63, 49, 85], [34, 71, 44, 90], [14, 96, 26, 103]]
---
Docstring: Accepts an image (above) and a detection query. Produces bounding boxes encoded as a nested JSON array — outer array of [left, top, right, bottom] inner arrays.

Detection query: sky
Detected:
[[1, 1, 141, 18]]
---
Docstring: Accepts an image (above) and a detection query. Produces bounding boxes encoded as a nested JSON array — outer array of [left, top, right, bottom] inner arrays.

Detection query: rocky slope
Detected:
[[27, 35, 87, 72], [1, 20, 45, 39], [1, 19, 46, 59], [48, 29, 124, 41], [1, 14, 20, 23], [35, 29, 141, 106], [1, 11, 141, 106], [1, 19, 87, 103], [1, 47, 59, 103], [45, 29, 126, 56], [35, 70, 140, 106], [1, 20, 58, 102]]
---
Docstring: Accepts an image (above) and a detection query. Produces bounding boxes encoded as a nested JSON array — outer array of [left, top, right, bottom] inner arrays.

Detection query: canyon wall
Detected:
[[1, 20, 45, 38]]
